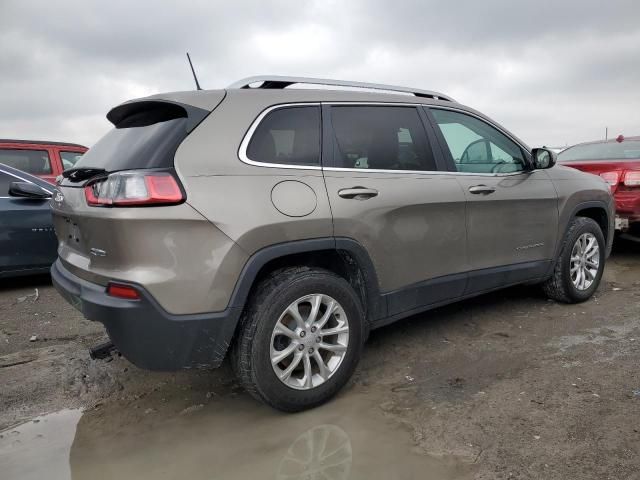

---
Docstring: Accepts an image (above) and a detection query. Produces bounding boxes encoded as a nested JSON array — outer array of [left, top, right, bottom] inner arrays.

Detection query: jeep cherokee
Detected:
[[51, 76, 614, 411]]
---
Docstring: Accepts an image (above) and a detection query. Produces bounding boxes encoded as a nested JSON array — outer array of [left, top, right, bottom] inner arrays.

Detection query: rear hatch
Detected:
[[51, 95, 223, 285]]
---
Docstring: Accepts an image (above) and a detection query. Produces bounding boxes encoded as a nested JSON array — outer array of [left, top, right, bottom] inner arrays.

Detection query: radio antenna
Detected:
[[186, 52, 202, 90]]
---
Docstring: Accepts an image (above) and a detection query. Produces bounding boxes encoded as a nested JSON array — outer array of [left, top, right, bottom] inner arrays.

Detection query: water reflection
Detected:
[[277, 425, 352, 480], [1, 389, 471, 480], [0, 409, 82, 480]]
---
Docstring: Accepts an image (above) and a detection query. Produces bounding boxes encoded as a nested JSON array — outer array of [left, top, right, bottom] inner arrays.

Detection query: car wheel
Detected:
[[543, 217, 606, 303], [231, 266, 365, 412]]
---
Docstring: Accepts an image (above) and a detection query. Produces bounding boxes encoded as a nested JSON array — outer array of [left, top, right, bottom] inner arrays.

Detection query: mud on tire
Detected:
[[230, 266, 365, 412], [542, 217, 606, 303]]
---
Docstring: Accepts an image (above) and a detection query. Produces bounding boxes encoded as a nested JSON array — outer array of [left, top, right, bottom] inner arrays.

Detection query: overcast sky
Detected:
[[1, 0, 639, 148]]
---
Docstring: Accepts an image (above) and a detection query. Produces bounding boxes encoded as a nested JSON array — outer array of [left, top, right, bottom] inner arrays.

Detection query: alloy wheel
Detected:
[[270, 294, 349, 390], [570, 232, 600, 291]]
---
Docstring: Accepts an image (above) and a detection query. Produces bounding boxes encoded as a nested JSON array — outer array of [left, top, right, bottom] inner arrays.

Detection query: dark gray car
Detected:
[[0, 163, 57, 277], [50, 76, 614, 412]]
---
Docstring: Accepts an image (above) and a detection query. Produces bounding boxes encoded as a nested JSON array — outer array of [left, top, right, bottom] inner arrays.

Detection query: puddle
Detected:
[[1, 390, 471, 480], [0, 409, 82, 480], [550, 321, 640, 353]]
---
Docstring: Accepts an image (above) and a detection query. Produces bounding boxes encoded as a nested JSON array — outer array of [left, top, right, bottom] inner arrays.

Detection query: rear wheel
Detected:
[[231, 267, 364, 412], [543, 217, 606, 303]]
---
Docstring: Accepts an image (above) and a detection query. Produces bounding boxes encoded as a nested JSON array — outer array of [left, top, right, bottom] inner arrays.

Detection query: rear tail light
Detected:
[[107, 283, 140, 300], [599, 171, 620, 191], [623, 171, 640, 187], [85, 171, 184, 207]]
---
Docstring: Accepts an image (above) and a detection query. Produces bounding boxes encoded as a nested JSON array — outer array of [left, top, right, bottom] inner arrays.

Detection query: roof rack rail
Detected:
[[227, 76, 455, 102]]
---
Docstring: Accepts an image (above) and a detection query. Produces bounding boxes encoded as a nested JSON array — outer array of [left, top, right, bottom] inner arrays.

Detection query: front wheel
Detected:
[[231, 267, 365, 412], [543, 217, 606, 303]]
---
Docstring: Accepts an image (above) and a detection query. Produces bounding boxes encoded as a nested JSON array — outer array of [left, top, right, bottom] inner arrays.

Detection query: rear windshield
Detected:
[[559, 141, 640, 161], [75, 118, 189, 171], [73, 101, 209, 173]]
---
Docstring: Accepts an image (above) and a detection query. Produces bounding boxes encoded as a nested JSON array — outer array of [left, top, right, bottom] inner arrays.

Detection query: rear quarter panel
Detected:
[[51, 187, 248, 314], [174, 91, 333, 255]]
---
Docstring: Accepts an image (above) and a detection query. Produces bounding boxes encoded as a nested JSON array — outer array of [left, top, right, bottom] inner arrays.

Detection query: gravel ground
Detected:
[[1, 239, 639, 479]]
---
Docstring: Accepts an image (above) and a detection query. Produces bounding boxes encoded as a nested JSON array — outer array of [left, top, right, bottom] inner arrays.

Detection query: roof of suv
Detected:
[[129, 76, 531, 153], [0, 139, 87, 149]]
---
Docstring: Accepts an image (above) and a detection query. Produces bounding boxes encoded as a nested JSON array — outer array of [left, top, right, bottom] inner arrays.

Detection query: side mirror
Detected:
[[9, 181, 52, 199], [531, 148, 557, 170]]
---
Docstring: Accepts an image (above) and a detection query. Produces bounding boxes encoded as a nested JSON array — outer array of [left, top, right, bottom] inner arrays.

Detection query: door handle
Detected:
[[468, 185, 496, 195], [338, 187, 379, 200]]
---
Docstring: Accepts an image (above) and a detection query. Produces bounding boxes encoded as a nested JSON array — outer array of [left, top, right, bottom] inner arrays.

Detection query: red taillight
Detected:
[[85, 171, 184, 207], [107, 283, 140, 300], [623, 171, 640, 187], [599, 171, 620, 192]]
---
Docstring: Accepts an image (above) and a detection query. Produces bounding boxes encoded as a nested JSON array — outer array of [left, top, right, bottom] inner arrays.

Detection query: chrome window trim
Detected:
[[238, 102, 323, 171], [325, 101, 425, 107], [237, 101, 532, 178], [322, 167, 527, 177]]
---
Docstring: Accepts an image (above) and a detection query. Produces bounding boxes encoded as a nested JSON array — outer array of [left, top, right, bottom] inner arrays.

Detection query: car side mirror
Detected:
[[531, 148, 557, 170], [9, 181, 52, 199]]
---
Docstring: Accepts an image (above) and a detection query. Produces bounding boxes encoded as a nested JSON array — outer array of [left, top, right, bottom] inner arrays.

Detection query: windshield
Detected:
[[559, 140, 640, 161]]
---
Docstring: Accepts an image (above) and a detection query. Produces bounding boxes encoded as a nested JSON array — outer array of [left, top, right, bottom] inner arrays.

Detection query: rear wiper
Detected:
[[62, 167, 107, 182]]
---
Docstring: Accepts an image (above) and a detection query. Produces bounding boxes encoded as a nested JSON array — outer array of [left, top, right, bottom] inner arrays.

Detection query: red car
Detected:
[[559, 135, 640, 235], [0, 139, 87, 184]]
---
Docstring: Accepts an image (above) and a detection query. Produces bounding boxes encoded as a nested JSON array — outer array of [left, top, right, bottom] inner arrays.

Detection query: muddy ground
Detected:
[[1, 239, 639, 479]]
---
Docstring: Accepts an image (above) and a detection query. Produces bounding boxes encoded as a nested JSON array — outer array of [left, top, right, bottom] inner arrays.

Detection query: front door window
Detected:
[[431, 109, 526, 174]]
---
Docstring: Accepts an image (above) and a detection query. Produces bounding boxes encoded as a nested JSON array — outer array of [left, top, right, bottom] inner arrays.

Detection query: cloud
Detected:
[[0, 0, 638, 147]]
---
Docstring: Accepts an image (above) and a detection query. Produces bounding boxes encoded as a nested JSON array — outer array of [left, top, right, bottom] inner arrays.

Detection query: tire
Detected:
[[231, 266, 365, 412], [542, 217, 606, 303]]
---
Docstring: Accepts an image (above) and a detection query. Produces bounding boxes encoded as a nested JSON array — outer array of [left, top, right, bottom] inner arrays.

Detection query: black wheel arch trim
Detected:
[[558, 200, 614, 260], [227, 237, 386, 321]]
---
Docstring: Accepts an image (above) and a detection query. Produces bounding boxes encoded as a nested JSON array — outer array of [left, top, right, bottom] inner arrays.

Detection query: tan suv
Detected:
[[51, 76, 614, 411]]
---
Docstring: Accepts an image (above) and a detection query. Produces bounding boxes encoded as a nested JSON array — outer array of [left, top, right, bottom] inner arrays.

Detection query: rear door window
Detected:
[[0, 149, 52, 175], [246, 106, 321, 166], [329, 106, 436, 171]]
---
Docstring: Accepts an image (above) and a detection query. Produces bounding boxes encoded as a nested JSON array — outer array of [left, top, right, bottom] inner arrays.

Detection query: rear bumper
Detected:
[[614, 191, 640, 226], [51, 259, 241, 370]]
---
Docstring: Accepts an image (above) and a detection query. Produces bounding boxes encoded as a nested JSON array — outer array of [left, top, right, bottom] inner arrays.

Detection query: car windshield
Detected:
[[559, 140, 640, 161]]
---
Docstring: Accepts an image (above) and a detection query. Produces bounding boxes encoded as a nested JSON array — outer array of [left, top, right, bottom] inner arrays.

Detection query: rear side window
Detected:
[[246, 106, 321, 166], [329, 106, 436, 171], [60, 151, 84, 170], [0, 149, 52, 175]]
